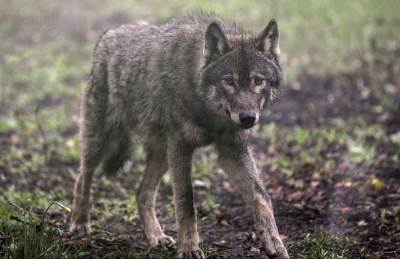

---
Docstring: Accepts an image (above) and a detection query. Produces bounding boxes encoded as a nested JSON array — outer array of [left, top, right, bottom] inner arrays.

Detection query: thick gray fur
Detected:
[[70, 13, 288, 259]]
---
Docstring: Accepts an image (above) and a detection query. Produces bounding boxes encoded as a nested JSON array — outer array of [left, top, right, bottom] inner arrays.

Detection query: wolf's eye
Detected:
[[223, 78, 234, 86], [254, 77, 265, 86]]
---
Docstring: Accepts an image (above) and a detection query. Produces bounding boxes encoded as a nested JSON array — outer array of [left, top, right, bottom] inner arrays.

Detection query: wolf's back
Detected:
[[84, 14, 233, 138]]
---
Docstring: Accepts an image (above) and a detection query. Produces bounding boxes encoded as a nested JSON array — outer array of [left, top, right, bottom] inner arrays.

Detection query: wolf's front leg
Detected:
[[137, 139, 175, 247], [168, 139, 204, 259], [217, 138, 289, 259]]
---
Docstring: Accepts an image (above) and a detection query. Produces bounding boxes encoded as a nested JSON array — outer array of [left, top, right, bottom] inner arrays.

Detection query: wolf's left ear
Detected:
[[256, 19, 280, 58], [204, 22, 230, 64]]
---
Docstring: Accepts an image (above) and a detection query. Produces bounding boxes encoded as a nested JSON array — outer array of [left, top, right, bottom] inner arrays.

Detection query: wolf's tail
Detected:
[[101, 126, 132, 176], [85, 36, 132, 176]]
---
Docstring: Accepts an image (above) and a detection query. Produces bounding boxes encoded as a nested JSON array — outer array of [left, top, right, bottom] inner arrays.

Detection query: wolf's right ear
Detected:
[[256, 19, 280, 58], [204, 23, 230, 64]]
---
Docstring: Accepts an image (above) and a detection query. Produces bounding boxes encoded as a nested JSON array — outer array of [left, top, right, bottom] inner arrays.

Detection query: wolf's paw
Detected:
[[178, 247, 205, 259], [69, 222, 92, 235], [149, 234, 176, 247], [263, 234, 289, 259]]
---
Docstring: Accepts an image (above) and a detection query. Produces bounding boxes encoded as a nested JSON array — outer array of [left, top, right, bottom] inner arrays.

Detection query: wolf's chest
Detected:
[[181, 121, 215, 147]]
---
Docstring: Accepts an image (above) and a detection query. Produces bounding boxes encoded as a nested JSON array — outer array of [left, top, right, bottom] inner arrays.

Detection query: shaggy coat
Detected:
[[70, 14, 288, 259]]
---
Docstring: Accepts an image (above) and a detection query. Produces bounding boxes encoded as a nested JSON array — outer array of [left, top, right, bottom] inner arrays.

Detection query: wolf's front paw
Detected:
[[149, 234, 176, 247], [178, 247, 205, 259], [69, 221, 92, 235], [263, 234, 289, 259]]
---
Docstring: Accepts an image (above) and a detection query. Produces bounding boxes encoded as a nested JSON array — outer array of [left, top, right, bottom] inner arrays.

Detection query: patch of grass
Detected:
[[192, 147, 218, 179], [0, 198, 89, 258], [259, 120, 390, 175], [0, 116, 18, 133], [201, 244, 219, 258], [347, 139, 376, 164], [287, 232, 357, 259], [193, 157, 216, 179], [261, 122, 279, 144], [125, 196, 139, 223], [61, 135, 80, 161], [1, 189, 52, 209]]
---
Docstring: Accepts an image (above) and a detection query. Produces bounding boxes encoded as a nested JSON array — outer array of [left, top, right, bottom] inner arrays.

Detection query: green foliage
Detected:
[[0, 116, 18, 133], [259, 118, 400, 176], [347, 139, 376, 164], [0, 197, 88, 259], [287, 232, 356, 259], [2, 189, 50, 209]]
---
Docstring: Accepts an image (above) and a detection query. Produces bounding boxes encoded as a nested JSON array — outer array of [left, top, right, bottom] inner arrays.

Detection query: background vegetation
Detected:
[[1, 0, 399, 258]]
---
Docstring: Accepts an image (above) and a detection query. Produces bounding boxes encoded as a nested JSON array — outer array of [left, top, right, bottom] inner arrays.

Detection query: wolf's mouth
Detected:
[[240, 123, 255, 129]]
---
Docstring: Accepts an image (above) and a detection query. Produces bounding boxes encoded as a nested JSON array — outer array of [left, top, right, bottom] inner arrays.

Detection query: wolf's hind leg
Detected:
[[70, 135, 104, 233], [70, 61, 108, 234], [136, 137, 175, 247]]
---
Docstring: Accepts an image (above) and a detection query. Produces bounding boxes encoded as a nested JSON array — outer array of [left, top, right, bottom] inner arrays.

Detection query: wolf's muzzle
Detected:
[[239, 112, 256, 129]]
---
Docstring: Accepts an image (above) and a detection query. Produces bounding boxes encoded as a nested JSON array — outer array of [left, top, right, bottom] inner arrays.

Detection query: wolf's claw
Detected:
[[178, 248, 205, 259], [69, 222, 92, 235], [149, 234, 176, 248]]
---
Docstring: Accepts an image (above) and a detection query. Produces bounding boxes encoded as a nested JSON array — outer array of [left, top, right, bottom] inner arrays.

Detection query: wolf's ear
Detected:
[[256, 19, 280, 58], [204, 22, 230, 64]]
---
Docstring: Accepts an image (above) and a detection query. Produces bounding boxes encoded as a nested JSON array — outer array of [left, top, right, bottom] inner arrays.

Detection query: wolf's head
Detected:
[[200, 20, 282, 129]]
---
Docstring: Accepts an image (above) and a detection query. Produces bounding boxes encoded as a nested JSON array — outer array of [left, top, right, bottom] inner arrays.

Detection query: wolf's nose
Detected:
[[239, 112, 256, 129]]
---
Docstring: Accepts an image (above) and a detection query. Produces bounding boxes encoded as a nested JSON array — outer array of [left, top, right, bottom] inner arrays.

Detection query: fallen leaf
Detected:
[[344, 181, 353, 188], [339, 206, 352, 214], [371, 178, 384, 190], [250, 247, 260, 253], [357, 220, 368, 227], [310, 181, 319, 188], [288, 191, 304, 201]]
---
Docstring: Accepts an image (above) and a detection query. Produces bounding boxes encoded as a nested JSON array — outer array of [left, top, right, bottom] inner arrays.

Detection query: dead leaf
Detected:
[[357, 220, 368, 227], [344, 181, 353, 188], [310, 180, 320, 188], [288, 191, 304, 201], [339, 206, 352, 214]]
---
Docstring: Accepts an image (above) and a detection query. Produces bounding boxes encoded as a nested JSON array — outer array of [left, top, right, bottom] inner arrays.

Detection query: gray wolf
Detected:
[[70, 13, 288, 259]]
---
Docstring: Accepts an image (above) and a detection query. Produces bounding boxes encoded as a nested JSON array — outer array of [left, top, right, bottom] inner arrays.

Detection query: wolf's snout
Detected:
[[239, 112, 256, 129]]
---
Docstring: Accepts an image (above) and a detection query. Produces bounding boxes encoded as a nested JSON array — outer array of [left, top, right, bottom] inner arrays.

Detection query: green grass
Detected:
[[0, 196, 88, 258], [287, 232, 357, 259], [259, 120, 397, 177], [0, 196, 160, 259]]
